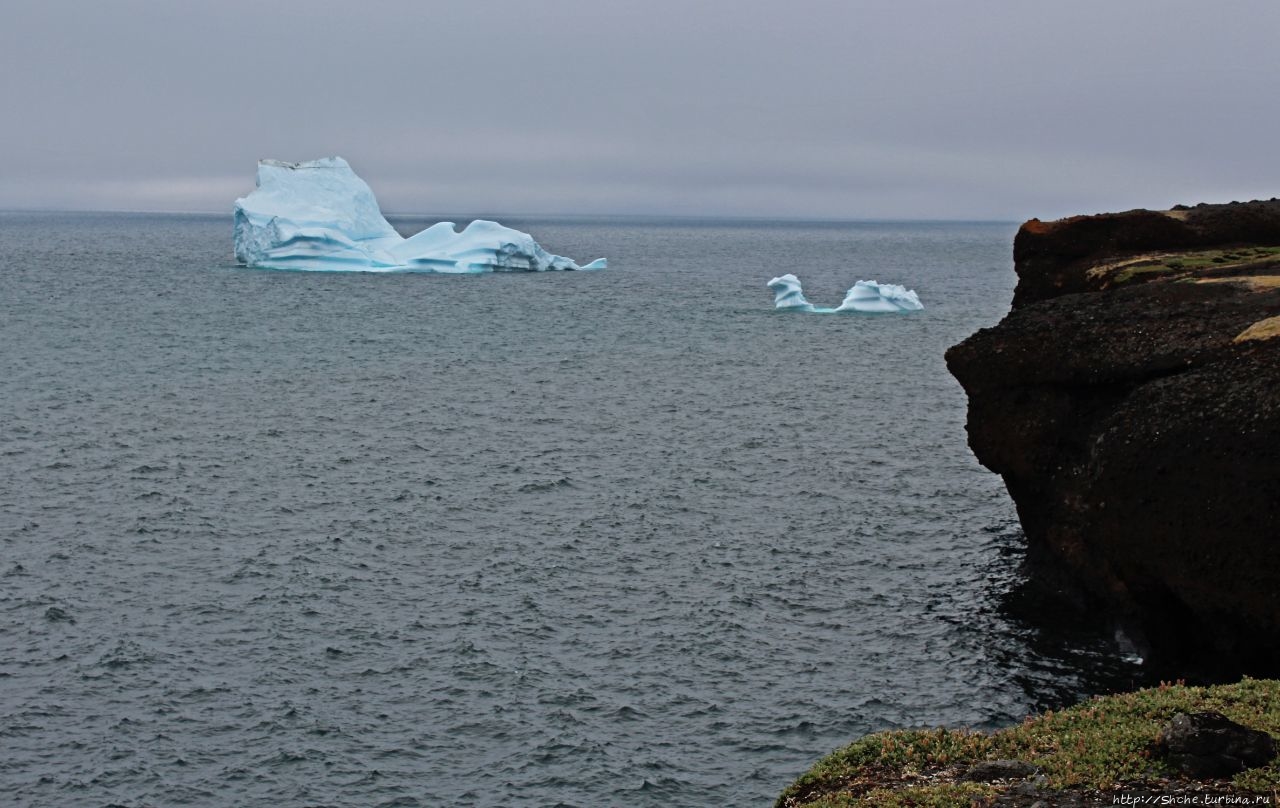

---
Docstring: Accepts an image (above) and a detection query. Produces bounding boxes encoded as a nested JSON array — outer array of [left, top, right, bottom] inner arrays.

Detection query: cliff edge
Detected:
[[946, 199, 1280, 674]]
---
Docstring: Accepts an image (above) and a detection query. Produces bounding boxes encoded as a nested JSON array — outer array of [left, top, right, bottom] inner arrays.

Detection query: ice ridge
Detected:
[[233, 157, 606, 273], [767, 273, 923, 313]]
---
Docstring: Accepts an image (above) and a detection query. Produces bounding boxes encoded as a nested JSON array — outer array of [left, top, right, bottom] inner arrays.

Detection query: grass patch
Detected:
[[796, 782, 998, 807], [1113, 263, 1181, 284], [1094, 246, 1280, 286], [777, 679, 1280, 807]]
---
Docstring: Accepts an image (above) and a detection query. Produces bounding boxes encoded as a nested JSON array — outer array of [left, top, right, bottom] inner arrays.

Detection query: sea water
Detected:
[[0, 213, 1139, 807]]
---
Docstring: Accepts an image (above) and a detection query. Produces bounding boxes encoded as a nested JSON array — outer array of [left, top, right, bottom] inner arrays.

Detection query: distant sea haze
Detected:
[[0, 212, 1139, 807]]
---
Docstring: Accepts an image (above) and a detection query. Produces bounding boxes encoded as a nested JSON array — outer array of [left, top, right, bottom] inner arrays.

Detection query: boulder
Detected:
[[1158, 711, 1276, 777]]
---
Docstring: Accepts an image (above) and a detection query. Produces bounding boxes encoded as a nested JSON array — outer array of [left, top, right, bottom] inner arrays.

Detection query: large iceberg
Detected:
[[233, 157, 606, 273], [767, 273, 923, 313]]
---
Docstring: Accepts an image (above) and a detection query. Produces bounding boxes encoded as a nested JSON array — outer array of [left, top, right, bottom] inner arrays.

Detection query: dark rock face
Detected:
[[1158, 711, 1276, 777], [946, 199, 1280, 674], [1012, 200, 1280, 306]]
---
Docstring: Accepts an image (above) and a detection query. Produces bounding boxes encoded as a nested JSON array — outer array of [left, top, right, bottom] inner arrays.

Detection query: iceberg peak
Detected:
[[768, 274, 923, 313], [767, 273, 816, 311], [233, 157, 607, 273]]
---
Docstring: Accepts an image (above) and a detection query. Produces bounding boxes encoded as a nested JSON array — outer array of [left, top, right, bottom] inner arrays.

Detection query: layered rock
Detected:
[[946, 199, 1280, 674]]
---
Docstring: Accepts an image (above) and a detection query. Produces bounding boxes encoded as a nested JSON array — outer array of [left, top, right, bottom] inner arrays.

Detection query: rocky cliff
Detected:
[[946, 199, 1280, 675]]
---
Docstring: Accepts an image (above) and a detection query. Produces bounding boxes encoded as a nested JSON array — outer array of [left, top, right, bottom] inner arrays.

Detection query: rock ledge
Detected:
[[946, 199, 1280, 672]]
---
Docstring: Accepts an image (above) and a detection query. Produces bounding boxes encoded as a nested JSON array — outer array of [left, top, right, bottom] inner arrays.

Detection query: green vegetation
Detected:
[[777, 679, 1280, 807], [1108, 246, 1280, 285], [1112, 263, 1181, 284]]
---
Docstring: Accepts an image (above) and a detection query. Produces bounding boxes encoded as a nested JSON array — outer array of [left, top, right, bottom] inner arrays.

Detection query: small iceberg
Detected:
[[767, 273, 923, 313], [233, 157, 606, 273]]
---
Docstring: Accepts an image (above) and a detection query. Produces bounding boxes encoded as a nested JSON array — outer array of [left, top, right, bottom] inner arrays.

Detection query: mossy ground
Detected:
[[1091, 246, 1280, 286], [777, 679, 1280, 807]]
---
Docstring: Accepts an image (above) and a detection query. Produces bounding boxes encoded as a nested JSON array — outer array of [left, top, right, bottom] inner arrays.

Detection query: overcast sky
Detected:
[[2, 0, 1277, 220]]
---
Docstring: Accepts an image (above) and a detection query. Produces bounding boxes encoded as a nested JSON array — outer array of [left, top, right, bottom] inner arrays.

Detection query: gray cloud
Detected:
[[2, 0, 1277, 218]]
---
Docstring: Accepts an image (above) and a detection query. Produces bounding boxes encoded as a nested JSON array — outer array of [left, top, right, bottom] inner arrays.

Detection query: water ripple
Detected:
[[0, 213, 1140, 807]]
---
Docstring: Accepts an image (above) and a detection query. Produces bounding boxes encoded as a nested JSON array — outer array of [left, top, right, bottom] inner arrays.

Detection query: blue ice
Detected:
[[233, 157, 606, 273], [767, 273, 923, 313]]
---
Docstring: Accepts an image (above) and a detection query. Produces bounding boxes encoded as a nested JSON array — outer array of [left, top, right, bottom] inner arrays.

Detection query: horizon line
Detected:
[[0, 206, 1023, 225]]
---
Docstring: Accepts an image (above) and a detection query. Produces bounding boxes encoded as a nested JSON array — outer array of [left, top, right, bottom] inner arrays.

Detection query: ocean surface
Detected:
[[0, 212, 1141, 807]]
